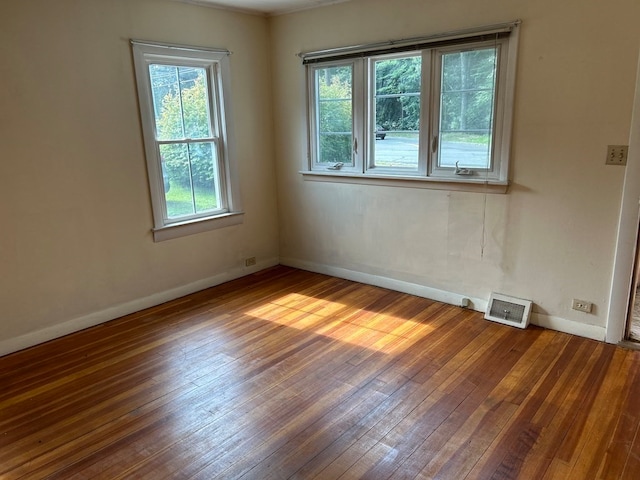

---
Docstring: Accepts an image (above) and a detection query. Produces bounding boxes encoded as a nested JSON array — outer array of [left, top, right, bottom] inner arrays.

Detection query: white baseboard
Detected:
[[2, 257, 608, 357], [530, 312, 606, 341], [0, 257, 279, 358], [281, 257, 607, 342], [280, 257, 488, 312]]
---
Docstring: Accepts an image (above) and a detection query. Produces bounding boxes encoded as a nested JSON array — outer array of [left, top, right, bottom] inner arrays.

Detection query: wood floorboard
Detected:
[[1, 266, 640, 479]]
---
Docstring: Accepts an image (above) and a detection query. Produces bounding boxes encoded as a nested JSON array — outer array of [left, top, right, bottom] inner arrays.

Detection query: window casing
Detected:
[[132, 41, 242, 241], [304, 23, 519, 188]]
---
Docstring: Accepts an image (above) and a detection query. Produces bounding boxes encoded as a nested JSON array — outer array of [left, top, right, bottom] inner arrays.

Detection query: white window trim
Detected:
[[365, 51, 429, 177], [152, 212, 244, 242], [131, 40, 243, 241], [299, 170, 508, 194], [428, 40, 509, 182], [301, 22, 520, 192], [307, 59, 364, 174]]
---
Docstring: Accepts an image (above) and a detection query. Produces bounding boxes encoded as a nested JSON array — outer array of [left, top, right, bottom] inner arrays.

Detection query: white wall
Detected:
[[271, 0, 640, 339], [0, 0, 279, 355]]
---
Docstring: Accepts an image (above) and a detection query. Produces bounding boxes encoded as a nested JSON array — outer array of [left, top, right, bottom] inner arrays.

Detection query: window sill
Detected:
[[152, 211, 244, 242], [300, 171, 509, 194]]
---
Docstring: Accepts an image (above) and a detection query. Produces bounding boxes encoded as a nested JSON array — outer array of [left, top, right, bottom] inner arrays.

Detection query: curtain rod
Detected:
[[130, 39, 231, 56], [298, 20, 520, 63]]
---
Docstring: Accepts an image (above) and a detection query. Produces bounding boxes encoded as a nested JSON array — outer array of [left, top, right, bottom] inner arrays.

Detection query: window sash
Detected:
[[308, 60, 364, 173], [428, 40, 507, 181], [366, 51, 429, 176], [157, 139, 226, 225], [151, 64, 228, 224]]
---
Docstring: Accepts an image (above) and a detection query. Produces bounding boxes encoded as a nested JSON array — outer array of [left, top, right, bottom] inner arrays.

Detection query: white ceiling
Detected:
[[174, 0, 354, 16]]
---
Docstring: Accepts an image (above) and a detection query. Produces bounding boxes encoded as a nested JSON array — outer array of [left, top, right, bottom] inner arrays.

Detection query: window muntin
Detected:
[[132, 42, 241, 240], [306, 31, 516, 185]]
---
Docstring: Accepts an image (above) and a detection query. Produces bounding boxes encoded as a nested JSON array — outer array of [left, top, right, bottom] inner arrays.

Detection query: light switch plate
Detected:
[[606, 145, 628, 166]]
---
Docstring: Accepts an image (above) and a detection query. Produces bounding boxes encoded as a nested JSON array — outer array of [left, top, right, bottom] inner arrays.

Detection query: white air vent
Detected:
[[485, 293, 532, 329]]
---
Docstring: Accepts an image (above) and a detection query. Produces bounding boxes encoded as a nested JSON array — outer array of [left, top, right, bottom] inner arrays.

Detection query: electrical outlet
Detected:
[[572, 299, 592, 313], [605, 145, 628, 166], [245, 257, 256, 267]]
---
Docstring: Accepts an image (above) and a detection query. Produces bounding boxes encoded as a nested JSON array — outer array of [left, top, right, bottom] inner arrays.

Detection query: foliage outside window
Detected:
[[316, 65, 353, 166], [436, 48, 498, 172], [306, 27, 518, 186], [372, 55, 422, 170], [132, 42, 242, 241]]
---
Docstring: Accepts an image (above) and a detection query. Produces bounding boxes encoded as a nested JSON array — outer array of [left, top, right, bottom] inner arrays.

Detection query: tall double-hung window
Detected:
[[304, 22, 520, 190], [132, 41, 242, 241]]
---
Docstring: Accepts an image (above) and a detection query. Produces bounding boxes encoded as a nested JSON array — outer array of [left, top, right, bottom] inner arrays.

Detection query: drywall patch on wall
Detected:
[[447, 192, 487, 261], [445, 191, 510, 296]]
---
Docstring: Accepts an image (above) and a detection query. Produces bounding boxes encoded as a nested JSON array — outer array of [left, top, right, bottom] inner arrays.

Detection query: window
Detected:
[[370, 53, 423, 173], [132, 41, 242, 241], [304, 22, 519, 189], [313, 63, 356, 170]]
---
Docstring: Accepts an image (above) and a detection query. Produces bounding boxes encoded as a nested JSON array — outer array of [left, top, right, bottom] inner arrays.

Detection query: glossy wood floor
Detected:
[[2, 266, 640, 479]]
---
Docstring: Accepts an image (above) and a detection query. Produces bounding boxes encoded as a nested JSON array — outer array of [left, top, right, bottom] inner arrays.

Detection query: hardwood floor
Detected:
[[1, 266, 640, 479]]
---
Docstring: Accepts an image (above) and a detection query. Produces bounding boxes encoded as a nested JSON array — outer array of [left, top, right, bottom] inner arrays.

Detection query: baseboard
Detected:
[[280, 257, 488, 312], [0, 257, 280, 358], [281, 257, 607, 342], [2, 257, 608, 357], [530, 312, 606, 342]]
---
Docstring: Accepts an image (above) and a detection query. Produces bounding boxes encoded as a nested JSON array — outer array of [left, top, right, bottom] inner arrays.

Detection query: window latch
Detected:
[[431, 135, 438, 153], [455, 161, 473, 176], [353, 138, 358, 155], [327, 162, 344, 170]]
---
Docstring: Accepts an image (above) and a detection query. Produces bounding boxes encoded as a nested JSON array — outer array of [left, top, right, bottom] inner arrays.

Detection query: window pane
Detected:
[[316, 66, 353, 165], [372, 56, 421, 169], [149, 65, 213, 141], [438, 48, 497, 169], [160, 142, 219, 219]]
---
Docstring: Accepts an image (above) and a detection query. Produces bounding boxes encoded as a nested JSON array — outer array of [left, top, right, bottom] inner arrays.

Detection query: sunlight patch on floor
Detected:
[[244, 293, 435, 353]]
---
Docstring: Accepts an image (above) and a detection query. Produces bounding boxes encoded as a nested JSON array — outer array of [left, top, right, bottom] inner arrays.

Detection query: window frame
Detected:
[[307, 59, 364, 174], [303, 23, 519, 191], [131, 41, 243, 242], [366, 51, 429, 177], [428, 39, 510, 182]]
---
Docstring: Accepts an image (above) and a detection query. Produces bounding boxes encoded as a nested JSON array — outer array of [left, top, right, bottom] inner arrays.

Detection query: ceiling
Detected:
[[174, 0, 354, 16]]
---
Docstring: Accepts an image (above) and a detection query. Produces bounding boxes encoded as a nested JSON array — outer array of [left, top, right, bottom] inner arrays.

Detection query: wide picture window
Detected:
[[132, 41, 242, 241], [304, 22, 520, 190]]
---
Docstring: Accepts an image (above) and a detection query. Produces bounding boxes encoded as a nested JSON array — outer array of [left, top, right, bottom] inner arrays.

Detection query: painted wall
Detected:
[[271, 0, 640, 339], [0, 0, 279, 354]]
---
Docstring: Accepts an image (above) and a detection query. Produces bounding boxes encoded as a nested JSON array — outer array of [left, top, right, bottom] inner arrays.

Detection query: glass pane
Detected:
[[149, 65, 212, 141], [316, 65, 353, 165], [372, 56, 421, 169], [438, 48, 497, 169], [160, 142, 218, 219]]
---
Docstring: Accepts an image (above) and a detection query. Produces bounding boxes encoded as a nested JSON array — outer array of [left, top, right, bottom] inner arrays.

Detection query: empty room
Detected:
[[2, 0, 640, 478]]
